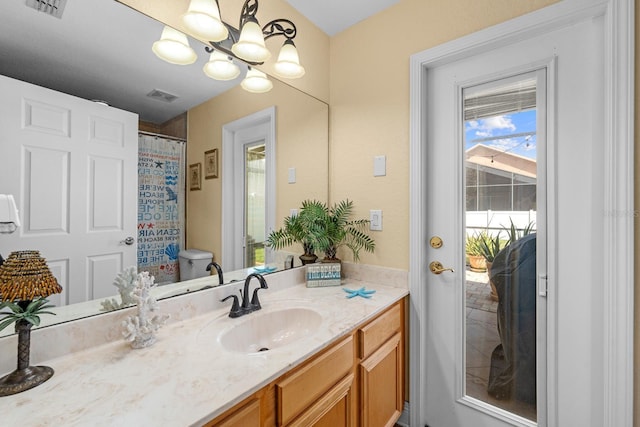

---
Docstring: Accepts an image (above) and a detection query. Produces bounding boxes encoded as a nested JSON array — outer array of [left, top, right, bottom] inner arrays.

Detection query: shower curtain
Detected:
[[137, 133, 186, 284]]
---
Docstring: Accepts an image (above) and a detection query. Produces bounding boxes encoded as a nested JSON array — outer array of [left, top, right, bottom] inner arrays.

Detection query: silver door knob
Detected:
[[121, 236, 135, 246]]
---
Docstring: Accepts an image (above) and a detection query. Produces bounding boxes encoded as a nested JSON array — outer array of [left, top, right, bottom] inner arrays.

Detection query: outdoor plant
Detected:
[[465, 233, 485, 256], [502, 218, 536, 246], [0, 297, 56, 332], [476, 231, 503, 263]]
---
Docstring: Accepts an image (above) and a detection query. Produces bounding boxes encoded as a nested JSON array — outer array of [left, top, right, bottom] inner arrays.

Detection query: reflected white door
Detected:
[[222, 107, 275, 272], [412, 11, 606, 427], [0, 75, 138, 305]]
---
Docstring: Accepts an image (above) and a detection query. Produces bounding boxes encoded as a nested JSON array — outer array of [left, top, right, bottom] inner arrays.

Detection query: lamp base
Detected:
[[0, 365, 54, 396]]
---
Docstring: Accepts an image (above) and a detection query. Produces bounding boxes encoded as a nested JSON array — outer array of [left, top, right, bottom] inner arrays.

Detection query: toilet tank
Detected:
[[178, 249, 213, 281]]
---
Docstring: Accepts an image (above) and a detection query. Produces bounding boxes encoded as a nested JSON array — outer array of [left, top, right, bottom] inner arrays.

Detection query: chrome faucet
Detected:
[[221, 273, 268, 318], [206, 261, 224, 285]]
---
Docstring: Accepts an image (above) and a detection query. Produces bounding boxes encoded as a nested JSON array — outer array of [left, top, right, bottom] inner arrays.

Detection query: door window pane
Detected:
[[463, 76, 538, 421]]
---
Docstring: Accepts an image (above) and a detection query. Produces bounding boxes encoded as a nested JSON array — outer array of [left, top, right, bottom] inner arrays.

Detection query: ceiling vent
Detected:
[[26, 0, 67, 19], [146, 89, 179, 103]]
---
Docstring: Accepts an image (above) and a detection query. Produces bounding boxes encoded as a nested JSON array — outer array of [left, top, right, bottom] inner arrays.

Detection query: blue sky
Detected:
[[465, 109, 537, 160]]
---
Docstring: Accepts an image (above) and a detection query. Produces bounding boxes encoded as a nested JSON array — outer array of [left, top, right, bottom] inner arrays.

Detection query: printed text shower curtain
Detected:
[[137, 134, 186, 284]]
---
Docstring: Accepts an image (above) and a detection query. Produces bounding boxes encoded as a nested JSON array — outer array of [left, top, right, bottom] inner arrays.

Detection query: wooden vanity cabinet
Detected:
[[276, 335, 355, 426], [203, 386, 276, 427], [357, 303, 404, 427], [204, 298, 405, 427]]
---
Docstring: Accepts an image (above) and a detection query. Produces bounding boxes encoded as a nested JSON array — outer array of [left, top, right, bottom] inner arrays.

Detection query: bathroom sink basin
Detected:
[[218, 307, 322, 354]]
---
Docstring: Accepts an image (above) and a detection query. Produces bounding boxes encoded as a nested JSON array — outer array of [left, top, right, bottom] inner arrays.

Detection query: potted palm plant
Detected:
[[266, 200, 326, 265], [308, 199, 376, 263]]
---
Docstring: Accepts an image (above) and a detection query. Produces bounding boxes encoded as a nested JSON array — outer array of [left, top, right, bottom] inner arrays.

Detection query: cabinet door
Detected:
[[206, 398, 261, 427], [359, 333, 402, 427], [288, 374, 354, 427]]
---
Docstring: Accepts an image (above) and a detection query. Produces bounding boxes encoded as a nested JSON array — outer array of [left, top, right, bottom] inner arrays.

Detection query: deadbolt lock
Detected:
[[429, 236, 443, 249]]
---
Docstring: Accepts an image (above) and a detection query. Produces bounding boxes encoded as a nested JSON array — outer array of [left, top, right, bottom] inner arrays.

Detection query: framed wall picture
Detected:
[[189, 163, 201, 191], [204, 149, 218, 179]]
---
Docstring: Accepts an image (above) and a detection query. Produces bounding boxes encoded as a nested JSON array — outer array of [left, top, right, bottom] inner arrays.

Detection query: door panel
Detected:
[[0, 75, 138, 306], [419, 16, 603, 427]]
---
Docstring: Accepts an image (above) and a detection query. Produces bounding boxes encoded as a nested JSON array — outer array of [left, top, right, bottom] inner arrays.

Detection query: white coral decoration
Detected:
[[122, 271, 170, 349], [101, 266, 139, 312]]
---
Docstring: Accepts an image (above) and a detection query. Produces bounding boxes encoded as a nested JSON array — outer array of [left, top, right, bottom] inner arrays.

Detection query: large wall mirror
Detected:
[[0, 0, 328, 335]]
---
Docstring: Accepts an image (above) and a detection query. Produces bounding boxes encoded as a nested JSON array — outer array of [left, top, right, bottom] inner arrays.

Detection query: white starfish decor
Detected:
[[121, 271, 169, 349]]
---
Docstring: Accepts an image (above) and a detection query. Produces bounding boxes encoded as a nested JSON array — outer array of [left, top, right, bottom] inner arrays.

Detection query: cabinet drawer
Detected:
[[205, 398, 260, 427], [277, 335, 354, 426], [288, 373, 354, 427], [358, 302, 401, 359]]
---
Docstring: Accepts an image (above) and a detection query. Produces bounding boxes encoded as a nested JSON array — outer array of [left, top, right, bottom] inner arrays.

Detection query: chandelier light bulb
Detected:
[[273, 40, 305, 79], [241, 67, 273, 93], [152, 26, 197, 65], [182, 0, 228, 42], [203, 51, 241, 81], [232, 17, 270, 63]]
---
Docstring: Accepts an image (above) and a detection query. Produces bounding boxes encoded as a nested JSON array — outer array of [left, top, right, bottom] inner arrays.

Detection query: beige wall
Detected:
[[328, 0, 558, 268], [187, 80, 328, 263]]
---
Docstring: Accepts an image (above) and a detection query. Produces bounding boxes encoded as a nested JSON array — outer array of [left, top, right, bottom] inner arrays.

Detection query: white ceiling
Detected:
[[285, 0, 400, 36], [0, 0, 398, 124]]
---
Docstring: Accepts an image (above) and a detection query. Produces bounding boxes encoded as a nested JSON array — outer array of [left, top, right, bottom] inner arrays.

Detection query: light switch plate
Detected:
[[288, 167, 296, 183], [374, 156, 386, 177], [370, 209, 382, 231]]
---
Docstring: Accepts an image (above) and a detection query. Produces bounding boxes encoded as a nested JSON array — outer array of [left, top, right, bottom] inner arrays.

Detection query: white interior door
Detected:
[[0, 75, 138, 305], [412, 8, 610, 427]]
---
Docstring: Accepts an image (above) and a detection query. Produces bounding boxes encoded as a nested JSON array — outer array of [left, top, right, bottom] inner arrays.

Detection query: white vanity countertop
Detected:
[[1, 281, 408, 427]]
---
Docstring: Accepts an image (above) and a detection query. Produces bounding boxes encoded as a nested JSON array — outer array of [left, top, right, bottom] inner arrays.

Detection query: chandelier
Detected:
[[152, 0, 305, 93]]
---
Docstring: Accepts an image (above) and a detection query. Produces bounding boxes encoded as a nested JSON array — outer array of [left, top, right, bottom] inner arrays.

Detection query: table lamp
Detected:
[[0, 250, 62, 396]]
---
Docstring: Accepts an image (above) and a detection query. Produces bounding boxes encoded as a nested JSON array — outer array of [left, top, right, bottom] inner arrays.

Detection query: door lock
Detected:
[[429, 236, 443, 249], [429, 261, 454, 275]]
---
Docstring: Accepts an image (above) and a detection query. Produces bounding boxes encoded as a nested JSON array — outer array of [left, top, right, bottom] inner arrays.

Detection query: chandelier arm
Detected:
[[239, 0, 259, 29], [204, 44, 263, 66], [262, 19, 297, 41]]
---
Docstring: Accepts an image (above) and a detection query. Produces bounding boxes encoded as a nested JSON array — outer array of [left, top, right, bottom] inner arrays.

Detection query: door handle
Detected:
[[429, 261, 454, 275], [121, 236, 135, 246]]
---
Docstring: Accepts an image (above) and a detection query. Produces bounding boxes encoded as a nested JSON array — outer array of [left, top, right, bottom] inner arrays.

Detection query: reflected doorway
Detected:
[[244, 143, 266, 267], [221, 107, 275, 272]]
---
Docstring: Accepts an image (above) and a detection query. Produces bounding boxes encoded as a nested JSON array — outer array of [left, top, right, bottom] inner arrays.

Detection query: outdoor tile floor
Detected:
[[465, 268, 536, 422]]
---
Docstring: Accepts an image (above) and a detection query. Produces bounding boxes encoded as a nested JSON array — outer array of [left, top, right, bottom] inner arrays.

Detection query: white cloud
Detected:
[[465, 115, 516, 137], [489, 138, 519, 151]]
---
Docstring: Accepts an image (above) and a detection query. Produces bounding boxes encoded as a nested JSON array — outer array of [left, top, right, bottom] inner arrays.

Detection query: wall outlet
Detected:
[[370, 209, 382, 231]]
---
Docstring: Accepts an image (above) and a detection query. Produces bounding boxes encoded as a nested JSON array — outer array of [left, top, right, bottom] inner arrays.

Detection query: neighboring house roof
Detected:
[[466, 143, 536, 178]]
